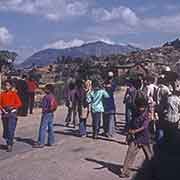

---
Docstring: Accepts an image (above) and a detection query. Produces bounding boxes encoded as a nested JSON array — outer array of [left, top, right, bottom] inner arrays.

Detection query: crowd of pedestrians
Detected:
[[64, 71, 116, 139], [0, 68, 180, 179], [121, 69, 180, 178]]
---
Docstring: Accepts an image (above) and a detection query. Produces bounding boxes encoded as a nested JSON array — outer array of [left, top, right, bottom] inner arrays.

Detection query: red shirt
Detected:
[[26, 80, 38, 93], [0, 91, 22, 109]]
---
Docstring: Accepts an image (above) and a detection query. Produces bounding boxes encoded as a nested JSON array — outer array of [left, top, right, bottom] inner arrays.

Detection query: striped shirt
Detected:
[[167, 95, 180, 123]]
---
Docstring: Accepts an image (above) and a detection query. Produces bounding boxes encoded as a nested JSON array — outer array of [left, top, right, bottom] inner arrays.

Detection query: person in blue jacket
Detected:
[[103, 72, 116, 137]]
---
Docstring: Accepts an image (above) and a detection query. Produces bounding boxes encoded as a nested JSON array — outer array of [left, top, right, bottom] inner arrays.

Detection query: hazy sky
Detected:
[[0, 0, 180, 62]]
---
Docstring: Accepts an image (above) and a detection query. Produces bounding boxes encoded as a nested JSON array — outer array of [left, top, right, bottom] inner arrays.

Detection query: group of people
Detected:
[[64, 71, 116, 139], [6, 74, 38, 116], [0, 75, 41, 152], [16, 75, 38, 116], [121, 71, 180, 178], [0, 71, 116, 152], [1, 68, 180, 179]]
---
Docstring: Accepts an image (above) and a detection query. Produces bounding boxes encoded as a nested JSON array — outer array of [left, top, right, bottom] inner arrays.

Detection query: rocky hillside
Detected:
[[21, 41, 140, 67]]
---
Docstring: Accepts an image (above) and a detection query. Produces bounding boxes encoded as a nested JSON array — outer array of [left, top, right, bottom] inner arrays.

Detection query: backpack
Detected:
[[50, 96, 58, 112]]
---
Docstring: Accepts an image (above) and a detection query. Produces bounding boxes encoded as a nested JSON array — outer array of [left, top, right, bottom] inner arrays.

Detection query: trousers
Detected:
[[122, 141, 153, 175]]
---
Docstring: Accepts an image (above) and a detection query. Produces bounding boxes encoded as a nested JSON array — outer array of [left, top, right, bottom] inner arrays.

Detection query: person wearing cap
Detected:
[[0, 80, 22, 152]]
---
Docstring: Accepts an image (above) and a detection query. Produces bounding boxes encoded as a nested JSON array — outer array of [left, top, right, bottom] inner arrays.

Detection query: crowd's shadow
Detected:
[[0, 144, 7, 150], [85, 158, 137, 177], [55, 129, 127, 145], [133, 121, 180, 180], [53, 123, 67, 127], [54, 129, 91, 138], [97, 136, 127, 145], [15, 137, 37, 146]]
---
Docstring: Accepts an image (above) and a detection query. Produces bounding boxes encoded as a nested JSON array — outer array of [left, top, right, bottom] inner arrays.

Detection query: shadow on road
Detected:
[[54, 129, 81, 138], [85, 158, 137, 177], [0, 144, 7, 151], [53, 123, 67, 127], [96, 136, 127, 145], [15, 137, 37, 146]]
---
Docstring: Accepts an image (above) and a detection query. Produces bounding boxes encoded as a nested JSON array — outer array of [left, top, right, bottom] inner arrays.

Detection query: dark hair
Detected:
[[157, 76, 167, 86], [145, 76, 155, 84], [4, 80, 13, 86], [29, 75, 34, 80], [22, 74, 27, 79], [135, 97, 148, 108], [132, 79, 142, 90], [92, 79, 101, 90], [45, 84, 54, 93], [68, 81, 75, 90]]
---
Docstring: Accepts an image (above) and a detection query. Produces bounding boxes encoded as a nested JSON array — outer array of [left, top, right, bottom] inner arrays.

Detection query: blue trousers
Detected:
[[79, 118, 87, 136], [38, 112, 55, 145], [2, 112, 17, 146], [103, 111, 115, 136], [92, 112, 101, 136]]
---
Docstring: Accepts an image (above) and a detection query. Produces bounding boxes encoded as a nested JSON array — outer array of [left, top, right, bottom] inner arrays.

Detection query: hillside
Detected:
[[21, 41, 140, 67]]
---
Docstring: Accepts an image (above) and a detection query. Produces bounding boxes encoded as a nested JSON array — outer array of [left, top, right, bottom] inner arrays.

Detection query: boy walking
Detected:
[[120, 100, 153, 178], [34, 84, 58, 148]]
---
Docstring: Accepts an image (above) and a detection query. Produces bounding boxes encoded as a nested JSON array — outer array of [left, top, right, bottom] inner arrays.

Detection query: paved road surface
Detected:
[[0, 91, 145, 180]]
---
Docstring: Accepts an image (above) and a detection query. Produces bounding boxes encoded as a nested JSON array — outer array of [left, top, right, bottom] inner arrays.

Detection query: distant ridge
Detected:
[[21, 41, 140, 67]]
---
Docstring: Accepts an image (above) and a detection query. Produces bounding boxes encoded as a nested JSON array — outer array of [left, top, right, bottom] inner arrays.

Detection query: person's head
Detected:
[[68, 81, 75, 90], [172, 80, 180, 96], [158, 75, 169, 86], [108, 71, 114, 81], [22, 74, 27, 80], [85, 80, 92, 90], [76, 79, 84, 89], [44, 84, 54, 94], [135, 99, 147, 113], [144, 76, 153, 85], [4, 80, 13, 91], [137, 104, 147, 113], [92, 79, 101, 90], [6, 75, 11, 81], [29, 75, 34, 81]]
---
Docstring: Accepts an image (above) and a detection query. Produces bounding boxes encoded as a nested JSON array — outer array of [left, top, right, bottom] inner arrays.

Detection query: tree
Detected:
[[0, 50, 18, 72]]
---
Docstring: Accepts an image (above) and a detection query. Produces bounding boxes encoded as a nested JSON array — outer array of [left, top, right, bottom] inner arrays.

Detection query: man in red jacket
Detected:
[[0, 80, 22, 152], [26, 76, 38, 114]]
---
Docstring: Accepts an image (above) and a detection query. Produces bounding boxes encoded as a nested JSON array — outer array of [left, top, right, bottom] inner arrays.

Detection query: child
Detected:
[[120, 100, 153, 178], [33, 84, 58, 148], [0, 80, 22, 152]]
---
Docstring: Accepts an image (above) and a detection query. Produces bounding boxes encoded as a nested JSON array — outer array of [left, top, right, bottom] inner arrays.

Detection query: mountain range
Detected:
[[21, 41, 140, 67]]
